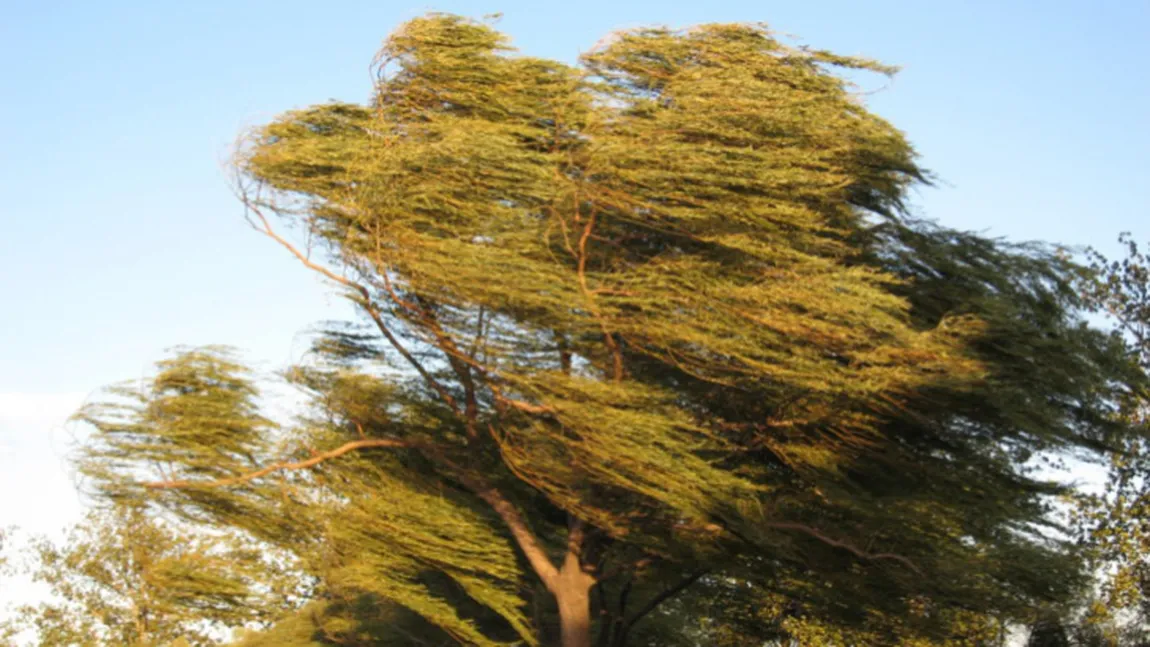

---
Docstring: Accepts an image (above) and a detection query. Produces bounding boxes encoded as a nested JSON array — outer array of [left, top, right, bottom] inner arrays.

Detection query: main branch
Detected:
[[145, 439, 409, 490], [473, 486, 560, 589]]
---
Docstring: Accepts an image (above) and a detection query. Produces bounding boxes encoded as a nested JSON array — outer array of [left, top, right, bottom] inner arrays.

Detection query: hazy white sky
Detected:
[[0, 394, 87, 535]]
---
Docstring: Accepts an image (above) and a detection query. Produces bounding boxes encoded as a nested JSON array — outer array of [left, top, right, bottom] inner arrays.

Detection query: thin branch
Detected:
[[409, 294, 482, 440], [145, 439, 410, 490], [241, 197, 460, 415], [764, 522, 922, 574], [576, 207, 624, 382], [358, 297, 462, 415], [490, 387, 556, 416], [566, 517, 588, 572], [597, 556, 654, 583], [619, 570, 706, 636], [245, 200, 360, 293], [617, 576, 633, 618]]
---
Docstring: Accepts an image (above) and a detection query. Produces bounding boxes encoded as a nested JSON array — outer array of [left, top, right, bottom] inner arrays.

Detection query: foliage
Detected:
[[1, 505, 294, 647], [1075, 234, 1150, 644], [71, 13, 1148, 647]]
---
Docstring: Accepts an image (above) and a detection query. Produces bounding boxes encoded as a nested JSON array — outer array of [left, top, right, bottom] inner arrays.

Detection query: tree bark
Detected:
[[555, 566, 596, 647], [553, 518, 596, 647]]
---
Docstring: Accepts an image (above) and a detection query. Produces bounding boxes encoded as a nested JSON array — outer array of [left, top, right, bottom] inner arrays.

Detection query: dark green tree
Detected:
[[75, 14, 1146, 647]]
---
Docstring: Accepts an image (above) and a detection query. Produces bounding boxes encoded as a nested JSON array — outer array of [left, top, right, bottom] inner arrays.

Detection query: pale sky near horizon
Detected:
[[1, 0, 1147, 598]]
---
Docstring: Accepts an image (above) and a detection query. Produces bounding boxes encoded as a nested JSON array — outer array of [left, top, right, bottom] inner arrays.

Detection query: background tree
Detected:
[[1076, 233, 1150, 644], [74, 14, 1147, 647], [1, 504, 293, 647]]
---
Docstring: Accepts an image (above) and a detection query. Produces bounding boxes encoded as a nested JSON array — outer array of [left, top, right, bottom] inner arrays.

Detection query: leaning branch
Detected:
[[238, 193, 566, 594], [144, 439, 409, 490], [472, 485, 560, 590]]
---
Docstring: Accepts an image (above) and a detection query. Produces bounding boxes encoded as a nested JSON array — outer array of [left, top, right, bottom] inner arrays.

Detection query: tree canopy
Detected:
[[40, 13, 1150, 647], [0, 506, 294, 647]]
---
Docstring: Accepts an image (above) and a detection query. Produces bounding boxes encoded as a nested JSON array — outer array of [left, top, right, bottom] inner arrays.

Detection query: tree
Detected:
[[75, 14, 1146, 647], [2, 505, 293, 646], [1076, 233, 1150, 644]]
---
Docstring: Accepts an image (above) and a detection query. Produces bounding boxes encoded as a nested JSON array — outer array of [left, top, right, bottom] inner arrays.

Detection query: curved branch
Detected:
[[765, 522, 922, 574], [144, 439, 410, 490], [575, 207, 624, 382]]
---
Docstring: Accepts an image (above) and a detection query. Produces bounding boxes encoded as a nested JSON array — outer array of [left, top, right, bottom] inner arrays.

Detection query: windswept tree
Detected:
[[76, 14, 1146, 647]]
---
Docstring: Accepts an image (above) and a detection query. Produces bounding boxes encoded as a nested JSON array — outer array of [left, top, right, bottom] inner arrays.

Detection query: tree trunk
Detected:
[[555, 571, 595, 647]]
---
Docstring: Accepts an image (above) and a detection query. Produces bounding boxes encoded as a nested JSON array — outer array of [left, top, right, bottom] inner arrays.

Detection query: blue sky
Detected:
[[1, 0, 1147, 542]]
